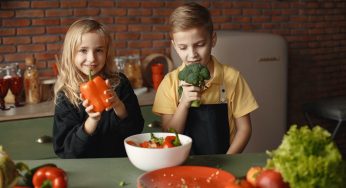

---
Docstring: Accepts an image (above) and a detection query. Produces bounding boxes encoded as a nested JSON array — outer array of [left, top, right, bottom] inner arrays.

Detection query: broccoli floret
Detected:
[[178, 63, 210, 107]]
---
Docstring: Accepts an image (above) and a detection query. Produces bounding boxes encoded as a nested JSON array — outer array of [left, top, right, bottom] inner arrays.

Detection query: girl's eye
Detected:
[[96, 48, 104, 53], [196, 43, 205, 47], [178, 46, 187, 50], [79, 49, 87, 53]]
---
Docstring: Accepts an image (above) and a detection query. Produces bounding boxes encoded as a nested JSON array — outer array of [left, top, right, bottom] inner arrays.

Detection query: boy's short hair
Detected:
[[169, 2, 213, 37]]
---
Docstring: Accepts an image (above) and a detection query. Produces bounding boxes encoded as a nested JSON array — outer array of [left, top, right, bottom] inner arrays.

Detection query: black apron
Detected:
[[184, 103, 230, 155], [182, 82, 230, 155]]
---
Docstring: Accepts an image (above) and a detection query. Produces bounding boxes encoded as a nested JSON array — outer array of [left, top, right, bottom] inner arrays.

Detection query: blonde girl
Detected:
[[53, 18, 144, 158]]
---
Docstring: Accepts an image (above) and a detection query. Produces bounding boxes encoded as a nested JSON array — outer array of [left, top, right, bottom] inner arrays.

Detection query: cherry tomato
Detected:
[[139, 141, 150, 148], [256, 169, 289, 188], [226, 179, 254, 188], [162, 136, 175, 148], [246, 166, 263, 186], [126, 141, 137, 146]]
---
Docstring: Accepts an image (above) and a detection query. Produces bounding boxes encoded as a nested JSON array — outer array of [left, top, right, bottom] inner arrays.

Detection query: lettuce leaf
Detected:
[[266, 125, 344, 188]]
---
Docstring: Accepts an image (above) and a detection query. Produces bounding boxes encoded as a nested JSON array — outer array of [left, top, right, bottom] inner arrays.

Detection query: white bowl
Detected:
[[124, 132, 192, 171]]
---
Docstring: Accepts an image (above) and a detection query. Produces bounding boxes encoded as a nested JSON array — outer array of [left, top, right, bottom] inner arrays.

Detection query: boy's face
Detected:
[[172, 27, 216, 67], [74, 32, 106, 76]]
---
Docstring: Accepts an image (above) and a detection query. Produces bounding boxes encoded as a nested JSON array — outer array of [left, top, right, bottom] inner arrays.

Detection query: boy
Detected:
[[153, 2, 258, 155]]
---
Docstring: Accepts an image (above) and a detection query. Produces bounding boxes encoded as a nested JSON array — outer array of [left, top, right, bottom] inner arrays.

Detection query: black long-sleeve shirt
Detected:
[[53, 73, 144, 158]]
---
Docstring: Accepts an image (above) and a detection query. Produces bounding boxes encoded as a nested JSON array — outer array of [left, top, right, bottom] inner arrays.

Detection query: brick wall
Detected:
[[1, 1, 346, 154]]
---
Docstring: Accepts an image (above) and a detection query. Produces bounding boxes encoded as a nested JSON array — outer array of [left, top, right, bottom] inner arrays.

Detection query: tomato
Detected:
[[162, 136, 175, 148], [246, 166, 263, 186], [126, 141, 137, 146], [226, 179, 254, 188], [256, 169, 289, 188], [139, 141, 150, 148], [32, 166, 67, 188]]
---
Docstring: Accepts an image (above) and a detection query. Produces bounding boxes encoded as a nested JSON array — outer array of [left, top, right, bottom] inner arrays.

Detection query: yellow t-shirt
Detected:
[[152, 56, 259, 141]]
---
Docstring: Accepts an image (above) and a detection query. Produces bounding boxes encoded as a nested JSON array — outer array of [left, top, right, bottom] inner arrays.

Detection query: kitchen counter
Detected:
[[18, 153, 267, 188], [0, 88, 156, 122]]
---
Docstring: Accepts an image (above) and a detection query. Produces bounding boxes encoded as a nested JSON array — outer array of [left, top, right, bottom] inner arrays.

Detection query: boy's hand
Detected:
[[179, 81, 201, 108]]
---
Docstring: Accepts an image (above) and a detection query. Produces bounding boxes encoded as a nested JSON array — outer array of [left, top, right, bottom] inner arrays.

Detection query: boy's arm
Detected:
[[226, 114, 252, 154]]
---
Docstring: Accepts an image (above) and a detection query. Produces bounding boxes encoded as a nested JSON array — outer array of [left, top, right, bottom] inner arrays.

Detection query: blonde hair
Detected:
[[54, 18, 117, 107], [169, 2, 213, 37]]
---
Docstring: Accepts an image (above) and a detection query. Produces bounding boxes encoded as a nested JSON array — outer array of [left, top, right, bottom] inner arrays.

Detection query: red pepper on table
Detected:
[[32, 166, 67, 188], [80, 70, 111, 112]]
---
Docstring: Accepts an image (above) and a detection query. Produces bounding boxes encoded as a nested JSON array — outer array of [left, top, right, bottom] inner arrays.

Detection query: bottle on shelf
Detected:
[[24, 56, 41, 104]]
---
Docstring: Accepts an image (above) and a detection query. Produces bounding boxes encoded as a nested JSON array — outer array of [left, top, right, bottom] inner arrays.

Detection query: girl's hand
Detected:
[[179, 81, 201, 108], [80, 93, 101, 121], [104, 80, 122, 111]]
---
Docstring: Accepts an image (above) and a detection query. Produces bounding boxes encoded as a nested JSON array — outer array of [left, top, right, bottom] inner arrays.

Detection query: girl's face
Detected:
[[74, 32, 107, 76], [172, 27, 216, 67]]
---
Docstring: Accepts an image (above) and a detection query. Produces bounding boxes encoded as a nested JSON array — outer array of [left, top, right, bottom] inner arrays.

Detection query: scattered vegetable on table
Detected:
[[178, 63, 210, 107]]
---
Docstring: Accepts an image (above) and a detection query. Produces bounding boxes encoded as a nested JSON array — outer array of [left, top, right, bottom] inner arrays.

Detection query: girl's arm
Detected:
[[226, 114, 252, 154]]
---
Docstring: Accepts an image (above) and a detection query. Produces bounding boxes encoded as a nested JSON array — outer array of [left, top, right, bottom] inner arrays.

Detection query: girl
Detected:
[[53, 18, 144, 158]]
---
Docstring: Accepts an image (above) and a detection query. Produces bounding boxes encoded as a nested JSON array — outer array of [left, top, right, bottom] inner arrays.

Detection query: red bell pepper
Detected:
[[32, 166, 67, 188], [80, 70, 111, 112]]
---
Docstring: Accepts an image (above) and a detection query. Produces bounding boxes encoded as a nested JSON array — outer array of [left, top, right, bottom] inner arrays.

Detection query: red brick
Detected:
[[74, 8, 100, 16], [47, 27, 68, 34], [153, 9, 172, 16], [243, 9, 261, 16], [117, 2, 140, 7], [61, 18, 78, 25], [140, 17, 165, 24], [0, 55, 3, 63], [213, 17, 232, 24], [101, 8, 126, 16], [1, 1, 29, 9], [128, 41, 152, 48], [31, 1, 59, 8], [128, 9, 152, 16], [47, 43, 63, 51], [128, 25, 151, 32], [272, 16, 289, 22], [96, 17, 113, 25], [233, 17, 251, 23], [232, 2, 252, 8], [35, 52, 57, 61], [116, 33, 140, 40], [5, 53, 32, 62], [60, 1, 87, 8], [2, 19, 30, 27], [88, 1, 114, 7], [153, 25, 170, 32], [141, 33, 165, 40], [115, 49, 140, 57], [0, 28, 15, 36], [141, 49, 166, 57], [32, 18, 60, 26], [18, 44, 45, 52], [46, 9, 73, 17], [0, 10, 14, 18], [113, 41, 126, 48], [32, 36, 60, 43], [253, 2, 271, 9], [115, 17, 140, 24], [212, 2, 233, 8], [0, 46, 16, 53], [108, 25, 127, 32], [221, 23, 241, 30], [17, 27, 45, 35], [153, 40, 170, 48], [252, 16, 270, 23], [16, 10, 44, 18], [3, 37, 30, 45], [223, 9, 241, 15], [141, 2, 164, 8]]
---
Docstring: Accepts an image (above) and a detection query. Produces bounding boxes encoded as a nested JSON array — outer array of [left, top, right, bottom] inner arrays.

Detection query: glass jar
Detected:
[[24, 57, 40, 104], [124, 54, 143, 89]]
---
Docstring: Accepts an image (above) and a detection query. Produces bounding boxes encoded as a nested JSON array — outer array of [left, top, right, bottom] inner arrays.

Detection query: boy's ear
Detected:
[[212, 32, 217, 47]]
